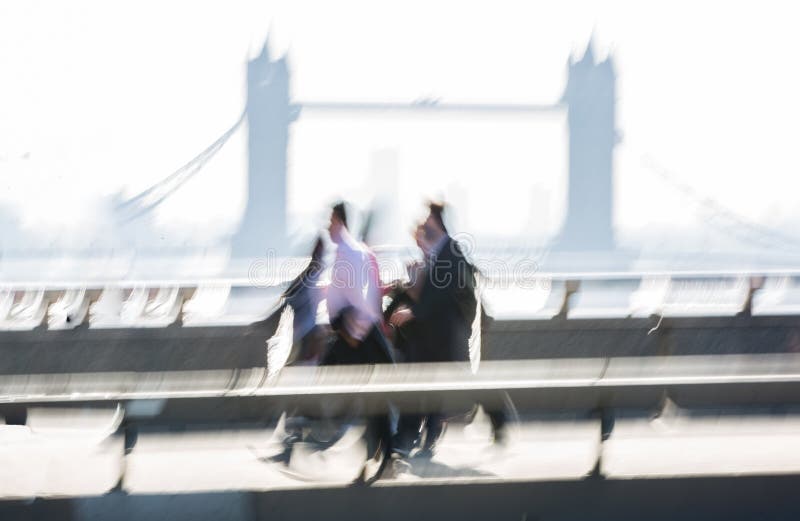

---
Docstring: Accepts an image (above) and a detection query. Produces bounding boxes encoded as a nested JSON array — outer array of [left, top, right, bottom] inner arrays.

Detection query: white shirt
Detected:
[[327, 233, 381, 341]]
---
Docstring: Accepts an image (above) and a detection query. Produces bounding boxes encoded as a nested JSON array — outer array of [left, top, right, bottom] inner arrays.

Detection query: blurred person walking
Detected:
[[389, 202, 475, 456], [323, 202, 393, 365], [383, 223, 430, 362], [282, 235, 328, 363], [389, 202, 506, 458], [269, 205, 394, 481]]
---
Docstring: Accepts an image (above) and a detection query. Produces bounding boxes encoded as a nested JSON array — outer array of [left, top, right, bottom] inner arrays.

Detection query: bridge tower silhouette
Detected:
[[116, 36, 618, 258], [555, 39, 618, 251], [230, 39, 298, 257]]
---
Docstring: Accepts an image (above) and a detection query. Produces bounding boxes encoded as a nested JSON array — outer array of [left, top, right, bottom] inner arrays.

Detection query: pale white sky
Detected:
[[1, 0, 800, 248]]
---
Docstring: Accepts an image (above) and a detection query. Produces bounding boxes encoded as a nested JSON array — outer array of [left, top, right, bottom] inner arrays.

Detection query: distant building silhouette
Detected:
[[228, 35, 618, 256], [230, 39, 297, 257], [556, 39, 618, 251]]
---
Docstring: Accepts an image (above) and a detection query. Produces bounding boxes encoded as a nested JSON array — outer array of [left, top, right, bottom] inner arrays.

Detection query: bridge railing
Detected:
[[2, 271, 800, 330]]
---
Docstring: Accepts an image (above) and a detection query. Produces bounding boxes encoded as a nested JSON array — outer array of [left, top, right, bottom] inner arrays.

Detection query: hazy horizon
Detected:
[[2, 1, 800, 267]]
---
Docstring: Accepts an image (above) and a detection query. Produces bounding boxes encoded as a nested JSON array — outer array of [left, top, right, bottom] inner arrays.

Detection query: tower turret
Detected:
[[556, 38, 617, 251], [231, 37, 296, 257]]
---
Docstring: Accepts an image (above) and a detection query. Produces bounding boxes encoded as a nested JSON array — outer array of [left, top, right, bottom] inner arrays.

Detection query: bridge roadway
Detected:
[[3, 355, 800, 509], [3, 474, 800, 521], [3, 273, 800, 517]]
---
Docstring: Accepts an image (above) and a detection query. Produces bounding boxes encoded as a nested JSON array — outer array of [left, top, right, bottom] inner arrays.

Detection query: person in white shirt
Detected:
[[323, 202, 393, 365]]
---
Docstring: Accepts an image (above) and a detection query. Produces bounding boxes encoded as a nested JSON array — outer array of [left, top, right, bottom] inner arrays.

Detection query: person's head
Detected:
[[328, 202, 348, 243], [413, 223, 430, 254], [422, 201, 448, 243]]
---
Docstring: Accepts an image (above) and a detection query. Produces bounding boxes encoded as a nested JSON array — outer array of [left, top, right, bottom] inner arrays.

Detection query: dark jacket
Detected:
[[410, 236, 477, 363]]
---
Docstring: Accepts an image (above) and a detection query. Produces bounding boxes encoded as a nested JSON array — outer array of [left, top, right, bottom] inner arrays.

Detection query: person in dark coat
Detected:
[[282, 235, 327, 365], [390, 203, 509, 459], [383, 224, 430, 363], [389, 203, 476, 361], [389, 202, 479, 456]]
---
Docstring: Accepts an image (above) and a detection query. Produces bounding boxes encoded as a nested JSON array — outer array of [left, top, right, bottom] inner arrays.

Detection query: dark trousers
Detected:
[[487, 407, 507, 434], [393, 403, 507, 456], [394, 412, 444, 455], [316, 324, 394, 454], [322, 325, 394, 366]]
